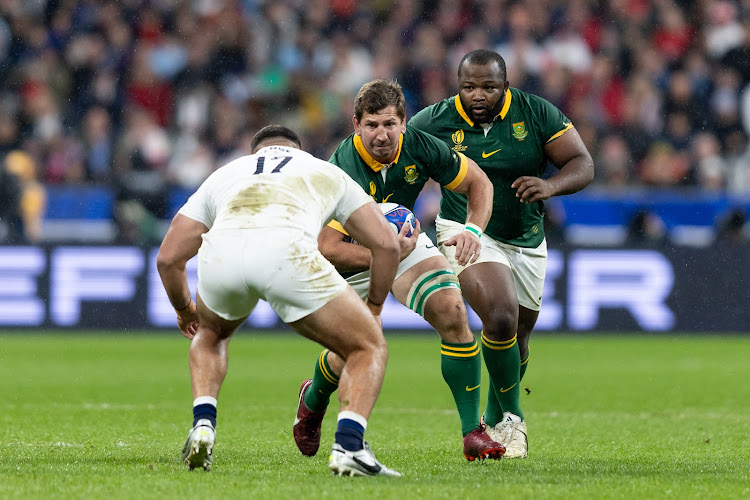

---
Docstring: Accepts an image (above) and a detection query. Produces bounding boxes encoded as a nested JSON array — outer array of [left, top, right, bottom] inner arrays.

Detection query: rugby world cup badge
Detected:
[[512, 122, 528, 141], [404, 165, 418, 184], [451, 130, 468, 151]]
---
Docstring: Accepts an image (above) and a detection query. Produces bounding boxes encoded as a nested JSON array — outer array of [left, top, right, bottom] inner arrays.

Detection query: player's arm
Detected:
[[443, 155, 493, 266], [319, 217, 420, 271], [341, 203, 400, 316], [318, 224, 372, 273], [156, 213, 208, 339], [512, 127, 594, 204]]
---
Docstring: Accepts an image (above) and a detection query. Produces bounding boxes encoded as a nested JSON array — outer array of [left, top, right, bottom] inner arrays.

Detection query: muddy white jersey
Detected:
[[178, 145, 372, 236]]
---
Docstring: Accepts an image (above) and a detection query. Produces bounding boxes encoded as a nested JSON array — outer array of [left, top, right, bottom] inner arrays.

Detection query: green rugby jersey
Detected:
[[409, 87, 572, 248], [328, 125, 468, 214]]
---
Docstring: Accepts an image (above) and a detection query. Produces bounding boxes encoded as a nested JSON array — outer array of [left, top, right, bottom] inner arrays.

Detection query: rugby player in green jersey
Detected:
[[409, 50, 595, 458], [293, 79, 506, 461]]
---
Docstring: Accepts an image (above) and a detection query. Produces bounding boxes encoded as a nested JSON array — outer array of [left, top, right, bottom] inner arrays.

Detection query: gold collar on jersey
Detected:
[[455, 89, 512, 127], [353, 134, 404, 172]]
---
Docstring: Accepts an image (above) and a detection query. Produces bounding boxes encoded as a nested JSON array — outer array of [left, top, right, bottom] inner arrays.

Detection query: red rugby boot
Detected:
[[293, 379, 326, 456], [462, 425, 506, 461]]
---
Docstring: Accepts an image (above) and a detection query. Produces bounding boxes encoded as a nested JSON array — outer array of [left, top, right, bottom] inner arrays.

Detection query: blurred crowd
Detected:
[[1, 0, 750, 244]]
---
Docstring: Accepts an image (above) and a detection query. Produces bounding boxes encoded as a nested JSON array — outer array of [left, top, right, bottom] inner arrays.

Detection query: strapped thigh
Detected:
[[406, 269, 461, 317]]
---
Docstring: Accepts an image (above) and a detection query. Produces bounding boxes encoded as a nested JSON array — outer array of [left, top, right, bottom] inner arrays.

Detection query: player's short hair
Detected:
[[354, 79, 406, 122], [458, 49, 507, 81], [251, 125, 302, 152]]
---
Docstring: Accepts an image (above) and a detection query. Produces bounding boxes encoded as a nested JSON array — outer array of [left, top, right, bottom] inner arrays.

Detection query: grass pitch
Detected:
[[1, 331, 749, 499]]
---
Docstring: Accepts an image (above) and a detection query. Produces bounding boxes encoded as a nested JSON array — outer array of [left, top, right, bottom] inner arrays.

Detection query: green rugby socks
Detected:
[[481, 332, 523, 426], [441, 339, 482, 436], [303, 349, 339, 413]]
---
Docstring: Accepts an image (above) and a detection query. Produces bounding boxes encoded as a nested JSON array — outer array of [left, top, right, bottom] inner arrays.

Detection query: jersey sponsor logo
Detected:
[[451, 130, 468, 152], [369, 181, 377, 196], [512, 122, 528, 141], [482, 148, 502, 158], [404, 165, 418, 184], [382, 192, 395, 203], [465, 384, 480, 392]]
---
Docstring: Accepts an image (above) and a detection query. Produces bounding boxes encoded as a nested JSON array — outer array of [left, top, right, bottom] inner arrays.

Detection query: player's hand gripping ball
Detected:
[[344, 202, 416, 243], [379, 202, 415, 237]]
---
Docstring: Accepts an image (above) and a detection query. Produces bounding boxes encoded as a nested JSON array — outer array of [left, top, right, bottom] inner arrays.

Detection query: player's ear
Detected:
[[352, 115, 361, 135]]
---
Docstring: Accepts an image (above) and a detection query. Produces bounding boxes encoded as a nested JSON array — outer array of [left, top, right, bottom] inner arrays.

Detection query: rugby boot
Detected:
[[181, 419, 215, 470], [329, 441, 401, 477], [462, 425, 506, 461], [293, 379, 326, 456]]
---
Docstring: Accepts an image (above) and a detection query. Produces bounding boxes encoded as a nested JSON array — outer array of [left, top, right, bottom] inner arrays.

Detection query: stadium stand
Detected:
[[1, 0, 749, 247]]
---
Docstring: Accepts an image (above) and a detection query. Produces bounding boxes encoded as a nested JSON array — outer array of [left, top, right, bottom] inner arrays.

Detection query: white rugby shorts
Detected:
[[346, 232, 442, 298], [435, 215, 547, 311], [197, 228, 347, 323]]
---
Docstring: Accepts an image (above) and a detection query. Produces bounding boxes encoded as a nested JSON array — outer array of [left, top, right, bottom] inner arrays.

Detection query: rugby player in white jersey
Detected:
[[156, 125, 402, 477]]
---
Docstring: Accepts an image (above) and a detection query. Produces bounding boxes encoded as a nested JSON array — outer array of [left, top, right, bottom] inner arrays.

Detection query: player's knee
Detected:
[[407, 269, 462, 317], [191, 327, 222, 347], [348, 333, 388, 369], [424, 291, 472, 343], [189, 330, 226, 363], [406, 269, 474, 343], [481, 307, 518, 342], [346, 325, 387, 358]]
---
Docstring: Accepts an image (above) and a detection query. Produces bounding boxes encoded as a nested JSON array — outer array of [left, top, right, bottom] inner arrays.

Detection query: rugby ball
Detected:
[[379, 202, 415, 237], [343, 203, 415, 244]]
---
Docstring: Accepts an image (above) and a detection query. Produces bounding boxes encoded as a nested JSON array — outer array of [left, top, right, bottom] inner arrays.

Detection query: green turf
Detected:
[[1, 331, 749, 498]]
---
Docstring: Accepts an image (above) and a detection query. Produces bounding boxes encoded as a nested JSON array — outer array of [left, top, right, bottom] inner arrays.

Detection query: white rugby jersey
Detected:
[[178, 145, 372, 236]]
